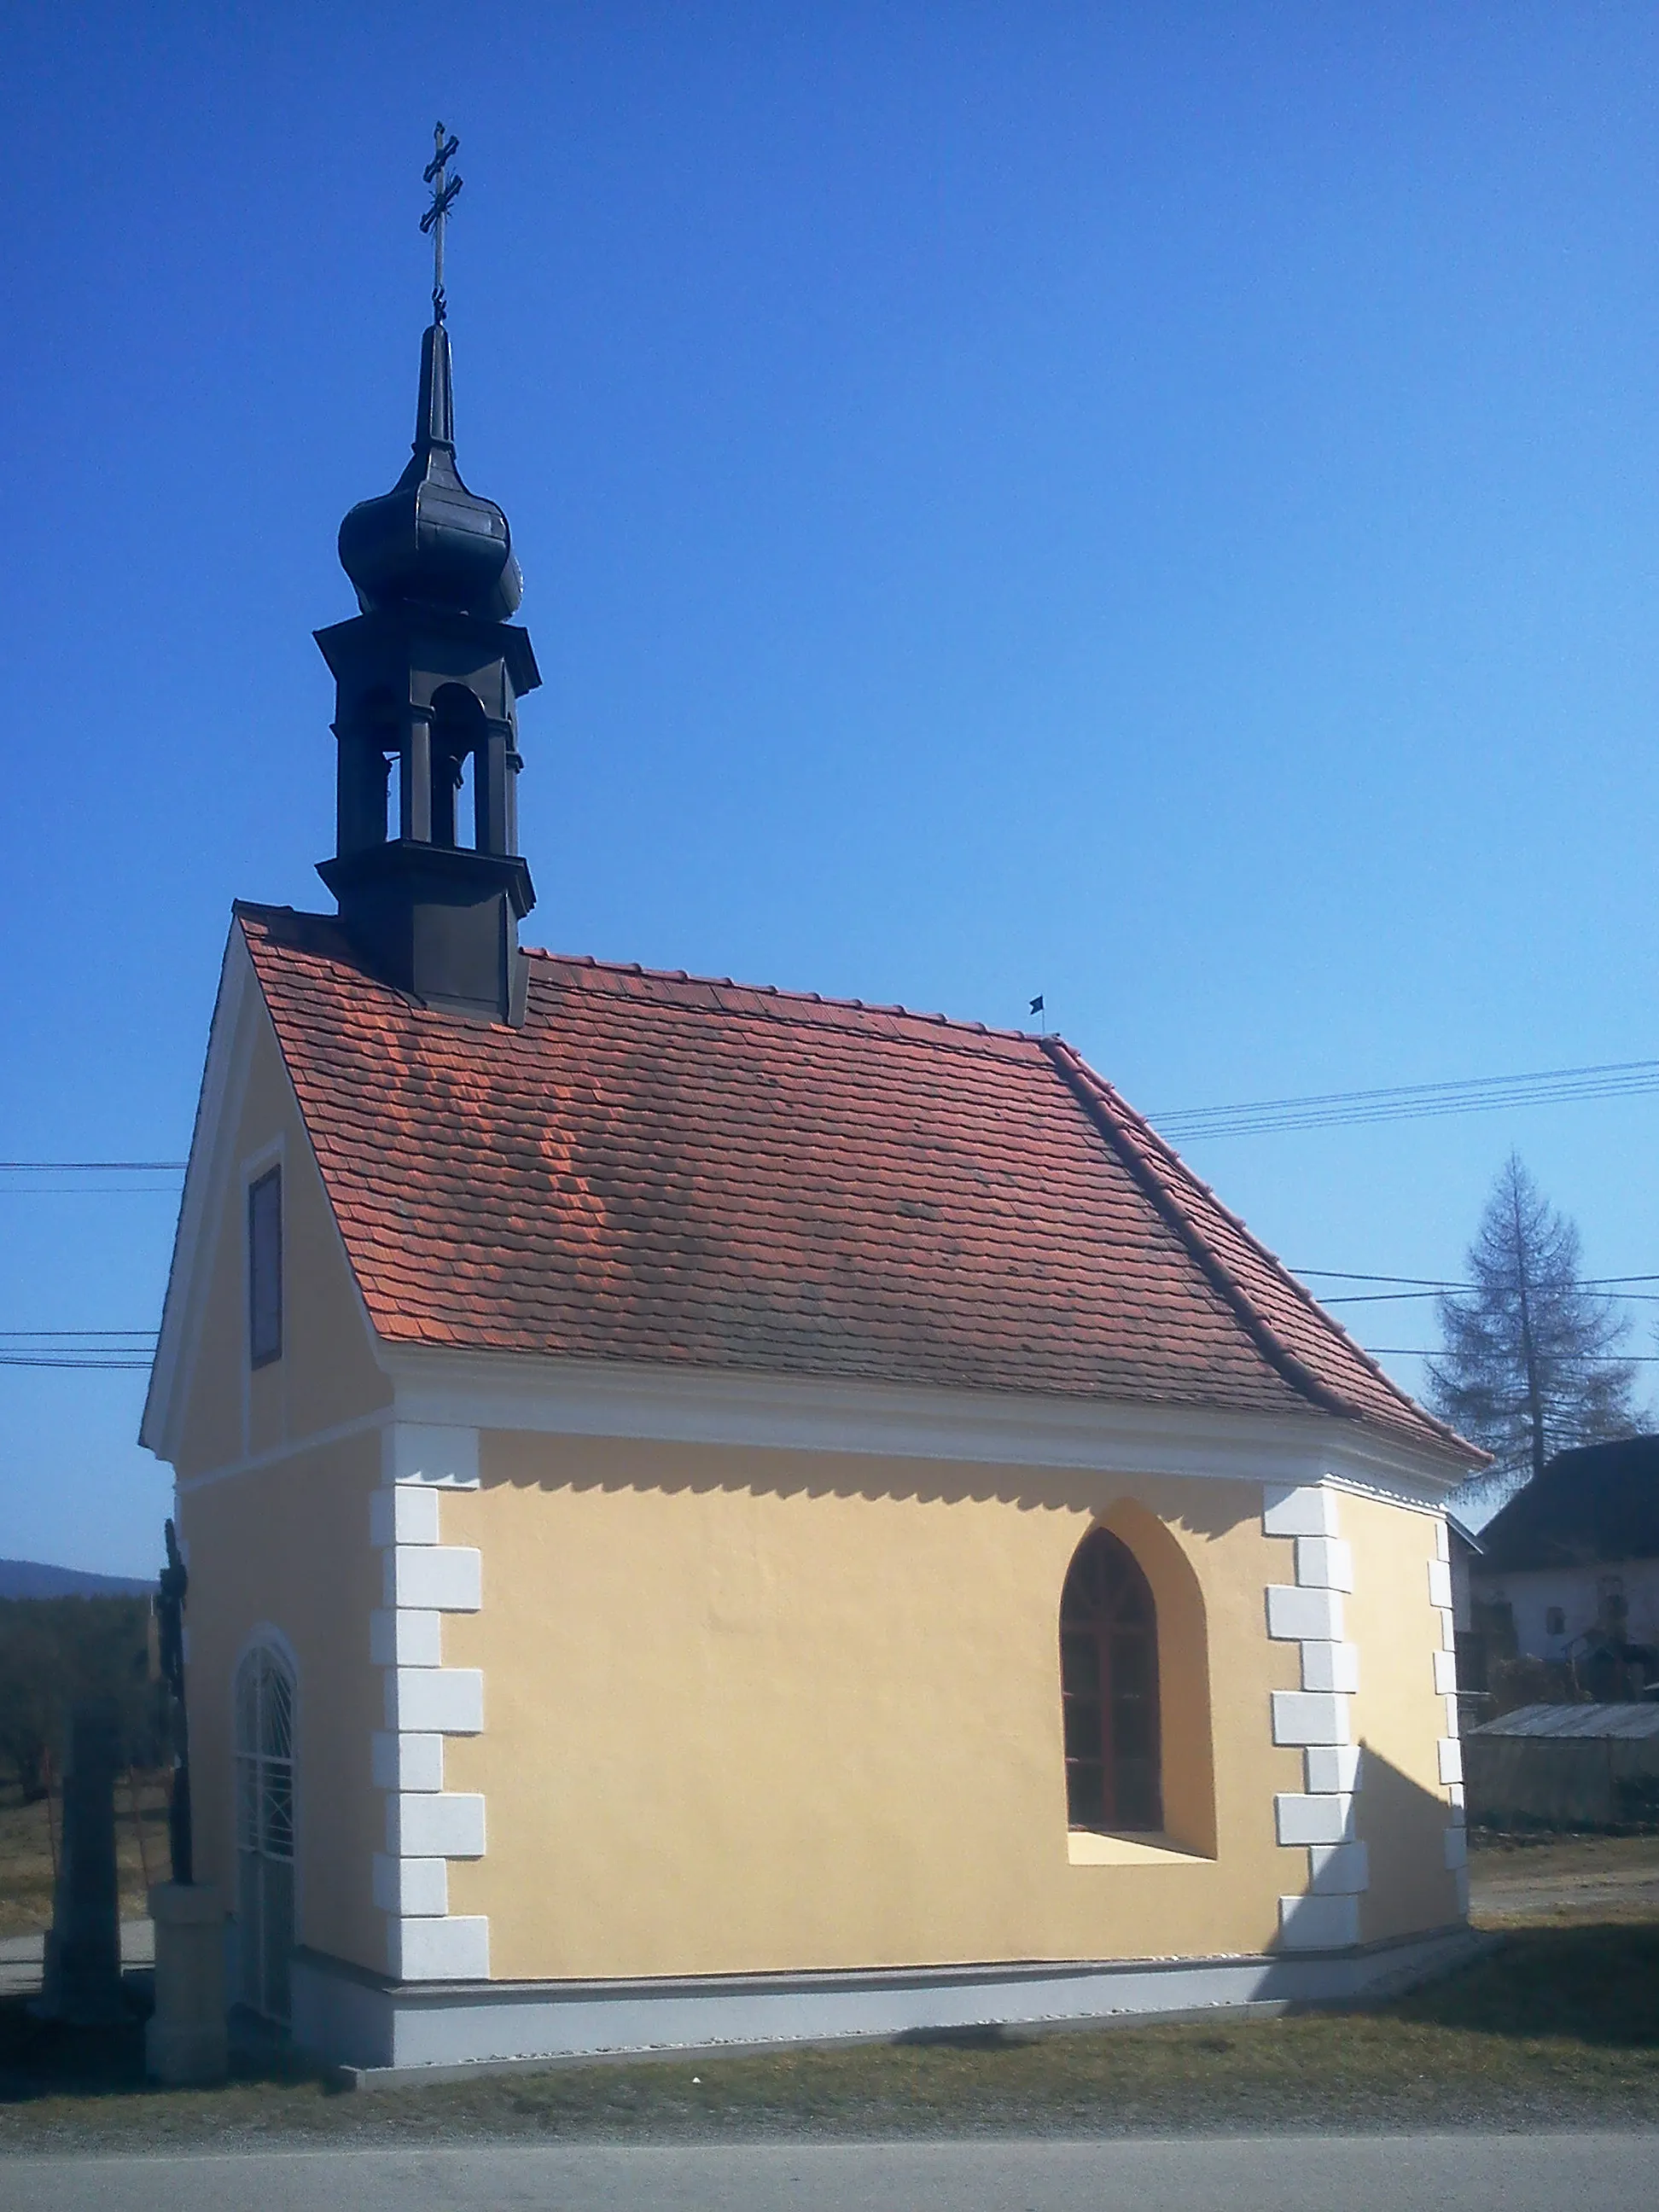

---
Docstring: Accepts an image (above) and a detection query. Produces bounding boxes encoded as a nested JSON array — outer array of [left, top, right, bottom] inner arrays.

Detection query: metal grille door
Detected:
[[235, 1646, 294, 2020]]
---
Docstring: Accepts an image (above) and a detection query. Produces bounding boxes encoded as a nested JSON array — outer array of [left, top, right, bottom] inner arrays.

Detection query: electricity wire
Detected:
[[1152, 1056, 1659, 1140]]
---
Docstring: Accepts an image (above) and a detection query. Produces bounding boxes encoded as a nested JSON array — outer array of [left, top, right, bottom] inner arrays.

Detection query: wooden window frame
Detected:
[[1059, 1526, 1163, 1834]]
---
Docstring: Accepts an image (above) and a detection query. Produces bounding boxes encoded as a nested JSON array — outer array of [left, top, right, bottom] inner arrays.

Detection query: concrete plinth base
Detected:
[[145, 1883, 227, 2085], [291, 1923, 1489, 2079]]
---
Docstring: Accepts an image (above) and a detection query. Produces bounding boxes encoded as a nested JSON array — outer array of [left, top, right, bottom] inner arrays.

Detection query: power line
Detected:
[[1296, 1269, 1659, 1290], [0, 1324, 158, 1371], [1296, 1270, 1465, 1286], [0, 1353, 154, 1370], [1155, 1055, 1659, 1141], [1319, 1289, 1659, 1306], [0, 1161, 186, 1173], [1365, 1348, 1659, 1363]]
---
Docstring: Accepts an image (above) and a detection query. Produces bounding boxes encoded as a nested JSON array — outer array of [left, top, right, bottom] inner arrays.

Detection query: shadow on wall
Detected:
[[481, 1428, 1260, 1539], [1263, 1744, 1464, 1956], [1348, 1743, 1465, 1951]]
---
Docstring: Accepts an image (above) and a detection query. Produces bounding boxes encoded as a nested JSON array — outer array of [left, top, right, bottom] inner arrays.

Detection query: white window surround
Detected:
[[370, 1436, 490, 1984]]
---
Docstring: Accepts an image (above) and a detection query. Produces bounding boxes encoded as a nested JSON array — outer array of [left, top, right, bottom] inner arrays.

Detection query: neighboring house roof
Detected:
[[235, 903, 1474, 1465], [1469, 1701, 1659, 1740], [1475, 1437, 1659, 1572]]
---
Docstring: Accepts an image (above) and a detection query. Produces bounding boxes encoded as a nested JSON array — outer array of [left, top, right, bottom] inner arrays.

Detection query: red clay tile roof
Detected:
[[237, 904, 1474, 1466]]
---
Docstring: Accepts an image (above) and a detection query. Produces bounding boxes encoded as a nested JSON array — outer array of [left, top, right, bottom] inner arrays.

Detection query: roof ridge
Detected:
[[522, 946, 1041, 1048], [1040, 1035, 1476, 1458]]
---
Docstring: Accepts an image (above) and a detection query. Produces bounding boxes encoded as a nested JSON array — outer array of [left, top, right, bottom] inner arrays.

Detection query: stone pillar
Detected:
[[34, 1700, 126, 2026], [145, 1882, 228, 2084]]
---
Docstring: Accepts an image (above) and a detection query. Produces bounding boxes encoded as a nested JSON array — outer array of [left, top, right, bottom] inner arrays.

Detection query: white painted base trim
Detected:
[[289, 1927, 1487, 2075]]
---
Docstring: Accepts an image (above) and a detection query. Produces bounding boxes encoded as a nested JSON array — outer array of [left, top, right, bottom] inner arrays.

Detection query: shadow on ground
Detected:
[[1388, 1921, 1659, 2049], [0, 1988, 335, 2109]]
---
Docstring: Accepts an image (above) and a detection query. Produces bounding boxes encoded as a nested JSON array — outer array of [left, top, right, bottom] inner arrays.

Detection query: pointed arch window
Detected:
[[1060, 1528, 1162, 1832]]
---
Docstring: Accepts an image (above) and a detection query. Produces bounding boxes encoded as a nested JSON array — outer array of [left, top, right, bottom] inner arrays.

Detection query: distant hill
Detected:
[[0, 1558, 152, 1599]]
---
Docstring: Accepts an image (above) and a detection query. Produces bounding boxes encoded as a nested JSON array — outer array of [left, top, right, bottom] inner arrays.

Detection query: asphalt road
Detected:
[[3, 2133, 1652, 2212]]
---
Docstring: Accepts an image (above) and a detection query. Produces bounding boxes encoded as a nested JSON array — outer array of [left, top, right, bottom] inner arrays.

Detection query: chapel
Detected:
[[141, 163, 1482, 2073]]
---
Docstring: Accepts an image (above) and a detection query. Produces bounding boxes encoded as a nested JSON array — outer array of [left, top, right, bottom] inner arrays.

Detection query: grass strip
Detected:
[[1, 1922, 1656, 2147]]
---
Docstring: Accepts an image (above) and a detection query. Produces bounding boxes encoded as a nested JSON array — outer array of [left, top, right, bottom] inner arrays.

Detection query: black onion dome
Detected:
[[338, 323, 523, 622]]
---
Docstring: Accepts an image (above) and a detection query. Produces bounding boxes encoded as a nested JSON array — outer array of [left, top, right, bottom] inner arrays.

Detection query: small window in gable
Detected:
[[1545, 1606, 1564, 1638], [248, 1167, 282, 1368]]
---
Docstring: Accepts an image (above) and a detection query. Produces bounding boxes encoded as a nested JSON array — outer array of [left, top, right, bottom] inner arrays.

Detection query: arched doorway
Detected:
[[1059, 1527, 1162, 1832], [234, 1643, 294, 2020]]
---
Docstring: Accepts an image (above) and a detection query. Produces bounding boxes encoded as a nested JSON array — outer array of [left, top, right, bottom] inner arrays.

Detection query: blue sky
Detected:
[[4, 3, 1658, 1574]]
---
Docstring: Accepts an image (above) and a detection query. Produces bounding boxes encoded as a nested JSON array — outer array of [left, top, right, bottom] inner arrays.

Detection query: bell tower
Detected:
[[315, 126, 539, 1024]]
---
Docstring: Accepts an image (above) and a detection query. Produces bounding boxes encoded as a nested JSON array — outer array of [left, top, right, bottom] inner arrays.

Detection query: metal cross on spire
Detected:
[[421, 122, 463, 324]]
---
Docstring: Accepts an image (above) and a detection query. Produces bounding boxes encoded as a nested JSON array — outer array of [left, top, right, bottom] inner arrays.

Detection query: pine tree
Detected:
[[1428, 1153, 1639, 1510]]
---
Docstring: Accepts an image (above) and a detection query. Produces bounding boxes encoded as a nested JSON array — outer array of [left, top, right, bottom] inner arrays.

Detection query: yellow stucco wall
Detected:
[[440, 1435, 1316, 1981], [167, 982, 393, 1976], [178, 1430, 386, 1975], [1344, 1492, 1463, 1942], [172, 996, 390, 1487]]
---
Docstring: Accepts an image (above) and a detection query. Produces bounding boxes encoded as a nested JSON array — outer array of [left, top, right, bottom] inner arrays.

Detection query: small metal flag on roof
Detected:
[[1029, 995, 1045, 1016]]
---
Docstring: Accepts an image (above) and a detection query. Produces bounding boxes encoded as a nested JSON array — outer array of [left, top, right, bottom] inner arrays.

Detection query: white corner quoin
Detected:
[[369, 1423, 489, 1982], [1263, 1481, 1465, 1945]]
